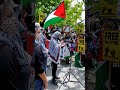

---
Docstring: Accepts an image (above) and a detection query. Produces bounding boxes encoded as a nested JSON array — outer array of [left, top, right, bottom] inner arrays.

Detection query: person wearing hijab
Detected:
[[0, 0, 31, 89], [48, 31, 63, 85], [34, 23, 48, 90]]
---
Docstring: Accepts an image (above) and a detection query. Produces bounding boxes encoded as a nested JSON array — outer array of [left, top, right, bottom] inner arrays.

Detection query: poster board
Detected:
[[99, 0, 117, 17], [76, 26, 84, 34], [102, 30, 120, 62], [78, 35, 85, 53]]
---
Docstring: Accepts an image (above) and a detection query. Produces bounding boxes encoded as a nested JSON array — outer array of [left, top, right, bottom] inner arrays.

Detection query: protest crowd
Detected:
[[1, 0, 120, 90], [0, 0, 86, 90], [33, 22, 79, 89]]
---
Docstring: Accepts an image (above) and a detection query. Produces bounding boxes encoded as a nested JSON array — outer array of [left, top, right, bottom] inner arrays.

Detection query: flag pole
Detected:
[[108, 61, 111, 90]]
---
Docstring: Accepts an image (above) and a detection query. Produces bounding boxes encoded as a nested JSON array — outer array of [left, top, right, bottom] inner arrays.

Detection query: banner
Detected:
[[99, 0, 117, 17], [78, 36, 85, 53], [74, 52, 83, 68], [103, 31, 120, 62]]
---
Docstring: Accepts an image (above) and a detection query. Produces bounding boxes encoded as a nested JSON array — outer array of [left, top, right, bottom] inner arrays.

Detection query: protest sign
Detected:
[[103, 31, 120, 62], [78, 45, 85, 53], [78, 36, 85, 53], [76, 26, 84, 34], [99, 0, 117, 17]]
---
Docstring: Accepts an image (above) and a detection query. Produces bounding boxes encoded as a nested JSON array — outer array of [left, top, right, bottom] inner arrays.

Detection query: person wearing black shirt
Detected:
[[34, 42, 48, 90], [34, 23, 48, 90]]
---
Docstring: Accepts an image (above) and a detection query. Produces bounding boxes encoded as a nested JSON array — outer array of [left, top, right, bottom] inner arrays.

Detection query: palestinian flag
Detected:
[[43, 1, 66, 29]]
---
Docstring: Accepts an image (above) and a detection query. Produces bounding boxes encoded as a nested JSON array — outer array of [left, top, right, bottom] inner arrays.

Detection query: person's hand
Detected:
[[44, 80, 48, 89], [44, 89, 48, 90], [61, 40, 64, 43], [61, 43, 67, 47]]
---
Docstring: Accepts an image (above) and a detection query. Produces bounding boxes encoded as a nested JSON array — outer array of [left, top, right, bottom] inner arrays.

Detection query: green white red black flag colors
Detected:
[[43, 1, 66, 29]]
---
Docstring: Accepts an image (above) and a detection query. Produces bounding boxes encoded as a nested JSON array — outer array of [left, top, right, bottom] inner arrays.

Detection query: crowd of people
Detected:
[[0, 0, 79, 90], [33, 22, 78, 90]]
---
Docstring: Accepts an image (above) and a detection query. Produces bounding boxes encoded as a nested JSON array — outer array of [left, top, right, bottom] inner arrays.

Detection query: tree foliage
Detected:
[[35, 0, 84, 28], [56, 0, 84, 28], [35, 0, 61, 21]]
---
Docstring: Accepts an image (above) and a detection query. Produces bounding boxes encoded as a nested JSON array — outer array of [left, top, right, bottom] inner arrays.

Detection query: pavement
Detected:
[[46, 63, 85, 90], [85, 69, 96, 90], [29, 55, 85, 90]]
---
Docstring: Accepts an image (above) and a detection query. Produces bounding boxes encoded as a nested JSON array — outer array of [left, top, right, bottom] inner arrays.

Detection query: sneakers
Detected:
[[52, 80, 58, 85], [55, 77, 60, 79], [51, 77, 60, 85]]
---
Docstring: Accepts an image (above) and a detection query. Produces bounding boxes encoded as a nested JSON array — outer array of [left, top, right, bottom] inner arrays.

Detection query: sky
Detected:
[[72, 0, 85, 23]]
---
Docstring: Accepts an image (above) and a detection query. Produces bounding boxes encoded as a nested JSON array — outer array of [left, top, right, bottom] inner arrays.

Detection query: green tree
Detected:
[[56, 1, 83, 28]]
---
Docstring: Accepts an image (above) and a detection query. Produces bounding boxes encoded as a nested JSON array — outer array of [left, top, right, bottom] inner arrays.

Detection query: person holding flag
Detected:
[[42, 1, 66, 85]]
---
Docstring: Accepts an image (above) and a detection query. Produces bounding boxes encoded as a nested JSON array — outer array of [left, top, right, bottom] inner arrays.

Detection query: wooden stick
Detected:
[[108, 61, 111, 90]]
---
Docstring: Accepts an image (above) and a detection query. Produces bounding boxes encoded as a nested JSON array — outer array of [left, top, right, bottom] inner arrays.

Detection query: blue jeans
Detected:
[[35, 64, 46, 90], [35, 79, 44, 90]]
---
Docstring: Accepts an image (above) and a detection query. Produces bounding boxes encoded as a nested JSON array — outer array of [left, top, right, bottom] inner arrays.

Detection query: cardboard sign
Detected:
[[103, 31, 120, 62], [78, 36, 85, 53], [76, 27, 84, 34], [99, 0, 117, 17], [78, 45, 85, 53]]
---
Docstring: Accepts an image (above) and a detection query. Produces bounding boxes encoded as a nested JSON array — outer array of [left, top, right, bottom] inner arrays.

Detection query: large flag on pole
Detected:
[[43, 1, 66, 29]]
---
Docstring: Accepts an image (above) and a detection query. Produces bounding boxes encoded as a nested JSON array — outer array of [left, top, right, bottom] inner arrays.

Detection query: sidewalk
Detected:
[[29, 57, 85, 90], [46, 62, 85, 90]]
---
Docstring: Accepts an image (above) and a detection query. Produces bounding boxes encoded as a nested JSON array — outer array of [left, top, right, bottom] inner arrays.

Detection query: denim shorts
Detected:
[[35, 79, 44, 90]]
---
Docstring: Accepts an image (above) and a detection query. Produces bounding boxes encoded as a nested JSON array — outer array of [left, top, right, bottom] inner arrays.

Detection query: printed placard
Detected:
[[76, 27, 84, 34], [99, 0, 117, 17], [78, 44, 85, 53], [103, 31, 120, 62], [78, 36, 85, 53]]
